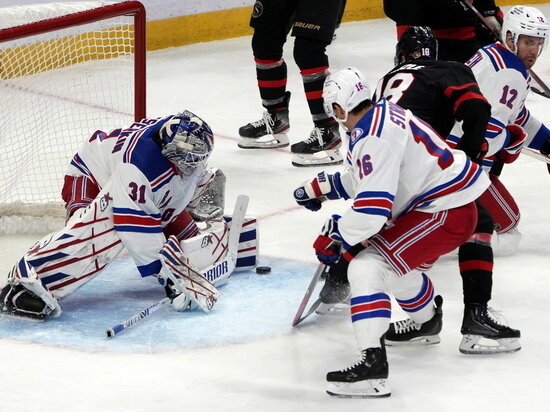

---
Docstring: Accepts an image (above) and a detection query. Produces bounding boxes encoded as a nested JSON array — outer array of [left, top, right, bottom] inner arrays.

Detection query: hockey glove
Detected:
[[495, 125, 527, 164], [313, 215, 348, 265], [458, 138, 489, 164], [294, 171, 344, 211]]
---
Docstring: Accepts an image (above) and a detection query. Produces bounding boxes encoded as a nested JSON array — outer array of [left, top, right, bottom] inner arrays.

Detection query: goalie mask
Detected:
[[395, 26, 438, 65], [502, 6, 549, 55], [159, 110, 214, 175], [323, 67, 372, 126]]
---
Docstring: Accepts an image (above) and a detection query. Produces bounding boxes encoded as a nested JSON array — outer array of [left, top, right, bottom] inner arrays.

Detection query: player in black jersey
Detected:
[[378, 26, 520, 354], [384, 0, 503, 63], [318, 26, 519, 354], [374, 26, 490, 161], [238, 0, 346, 167]]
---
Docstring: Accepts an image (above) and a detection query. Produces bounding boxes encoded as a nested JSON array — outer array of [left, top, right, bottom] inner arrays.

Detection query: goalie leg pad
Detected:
[[222, 216, 259, 271], [180, 218, 232, 285], [11, 185, 124, 300]]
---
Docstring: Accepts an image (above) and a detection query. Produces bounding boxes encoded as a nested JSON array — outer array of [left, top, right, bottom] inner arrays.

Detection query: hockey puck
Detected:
[[256, 266, 272, 275]]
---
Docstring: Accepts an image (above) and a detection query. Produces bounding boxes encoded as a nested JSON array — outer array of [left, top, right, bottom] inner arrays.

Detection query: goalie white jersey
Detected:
[[65, 116, 207, 277], [334, 99, 490, 246]]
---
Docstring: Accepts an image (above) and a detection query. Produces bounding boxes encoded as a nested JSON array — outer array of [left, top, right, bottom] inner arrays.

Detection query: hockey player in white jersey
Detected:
[[448, 5, 550, 254], [293, 67, 490, 398], [0, 111, 250, 321]]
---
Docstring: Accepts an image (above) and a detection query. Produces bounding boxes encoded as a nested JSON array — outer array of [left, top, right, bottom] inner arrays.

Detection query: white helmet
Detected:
[[323, 67, 372, 124], [501, 6, 549, 52]]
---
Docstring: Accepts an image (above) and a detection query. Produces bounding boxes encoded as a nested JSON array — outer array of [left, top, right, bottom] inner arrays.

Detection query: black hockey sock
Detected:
[[300, 66, 330, 123], [254, 57, 288, 109], [293, 37, 331, 123], [459, 242, 493, 304]]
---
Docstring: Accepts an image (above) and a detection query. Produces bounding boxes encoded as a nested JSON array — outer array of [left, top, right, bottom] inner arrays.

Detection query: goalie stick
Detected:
[[106, 298, 171, 338], [291, 264, 328, 327], [457, 0, 550, 98], [105, 194, 249, 338]]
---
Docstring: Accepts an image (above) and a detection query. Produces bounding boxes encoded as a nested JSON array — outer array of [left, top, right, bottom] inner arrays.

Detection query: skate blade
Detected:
[[459, 335, 521, 354], [315, 302, 334, 315], [315, 301, 350, 315], [237, 134, 289, 149], [326, 379, 391, 398], [292, 149, 343, 167], [385, 334, 441, 346]]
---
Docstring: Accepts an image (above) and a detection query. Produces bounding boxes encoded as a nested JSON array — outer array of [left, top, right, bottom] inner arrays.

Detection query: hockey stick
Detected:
[[521, 147, 550, 164], [457, 0, 550, 98], [105, 194, 249, 338], [106, 298, 171, 338], [291, 263, 327, 327]]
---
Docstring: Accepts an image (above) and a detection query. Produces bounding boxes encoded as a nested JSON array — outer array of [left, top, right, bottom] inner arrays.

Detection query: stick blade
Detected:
[[291, 264, 326, 327]]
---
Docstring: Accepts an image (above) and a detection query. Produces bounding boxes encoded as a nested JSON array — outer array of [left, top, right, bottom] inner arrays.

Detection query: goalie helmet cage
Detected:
[[0, 1, 146, 234]]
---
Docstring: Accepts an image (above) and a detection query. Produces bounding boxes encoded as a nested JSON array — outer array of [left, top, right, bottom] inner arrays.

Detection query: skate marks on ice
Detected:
[[0, 257, 331, 352]]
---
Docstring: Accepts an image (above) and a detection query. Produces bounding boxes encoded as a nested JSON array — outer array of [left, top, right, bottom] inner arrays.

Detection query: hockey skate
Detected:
[[384, 295, 443, 346], [0, 284, 51, 322], [238, 92, 290, 149], [315, 270, 350, 315], [326, 347, 391, 398], [291, 123, 343, 167], [459, 303, 521, 354]]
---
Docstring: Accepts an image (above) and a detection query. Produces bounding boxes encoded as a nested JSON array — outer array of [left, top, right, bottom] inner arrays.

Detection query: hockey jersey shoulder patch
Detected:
[[349, 99, 389, 151]]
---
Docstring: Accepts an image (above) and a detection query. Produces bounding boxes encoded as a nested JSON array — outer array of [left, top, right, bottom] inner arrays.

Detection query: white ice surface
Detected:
[[1, 6, 550, 411]]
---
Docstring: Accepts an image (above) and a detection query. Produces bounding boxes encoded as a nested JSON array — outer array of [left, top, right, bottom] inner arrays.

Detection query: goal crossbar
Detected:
[[0, 1, 146, 121]]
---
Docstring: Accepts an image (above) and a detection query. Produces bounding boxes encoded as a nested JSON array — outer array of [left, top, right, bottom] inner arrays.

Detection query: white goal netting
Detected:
[[0, 1, 145, 234]]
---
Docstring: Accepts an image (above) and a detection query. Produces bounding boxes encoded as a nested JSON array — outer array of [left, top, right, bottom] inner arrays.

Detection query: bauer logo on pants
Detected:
[[252, 1, 263, 18]]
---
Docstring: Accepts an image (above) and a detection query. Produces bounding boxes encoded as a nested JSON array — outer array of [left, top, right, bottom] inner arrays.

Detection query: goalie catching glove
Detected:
[[293, 171, 347, 211], [158, 235, 219, 312]]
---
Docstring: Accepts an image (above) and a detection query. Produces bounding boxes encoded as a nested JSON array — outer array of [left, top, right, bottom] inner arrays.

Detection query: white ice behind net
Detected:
[[0, 1, 137, 233]]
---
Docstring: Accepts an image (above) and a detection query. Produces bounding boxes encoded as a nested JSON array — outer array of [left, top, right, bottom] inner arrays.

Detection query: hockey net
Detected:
[[0, 1, 146, 234]]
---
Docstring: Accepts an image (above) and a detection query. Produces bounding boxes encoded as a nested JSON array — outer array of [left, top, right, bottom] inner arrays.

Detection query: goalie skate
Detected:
[[0, 284, 50, 322], [459, 303, 521, 354], [326, 347, 391, 398]]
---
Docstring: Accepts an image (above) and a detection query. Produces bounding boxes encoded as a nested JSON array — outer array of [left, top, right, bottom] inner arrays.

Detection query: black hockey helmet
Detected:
[[394, 26, 438, 65]]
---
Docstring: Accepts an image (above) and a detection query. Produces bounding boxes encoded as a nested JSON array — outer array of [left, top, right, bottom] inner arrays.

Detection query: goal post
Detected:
[[0, 1, 146, 233]]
